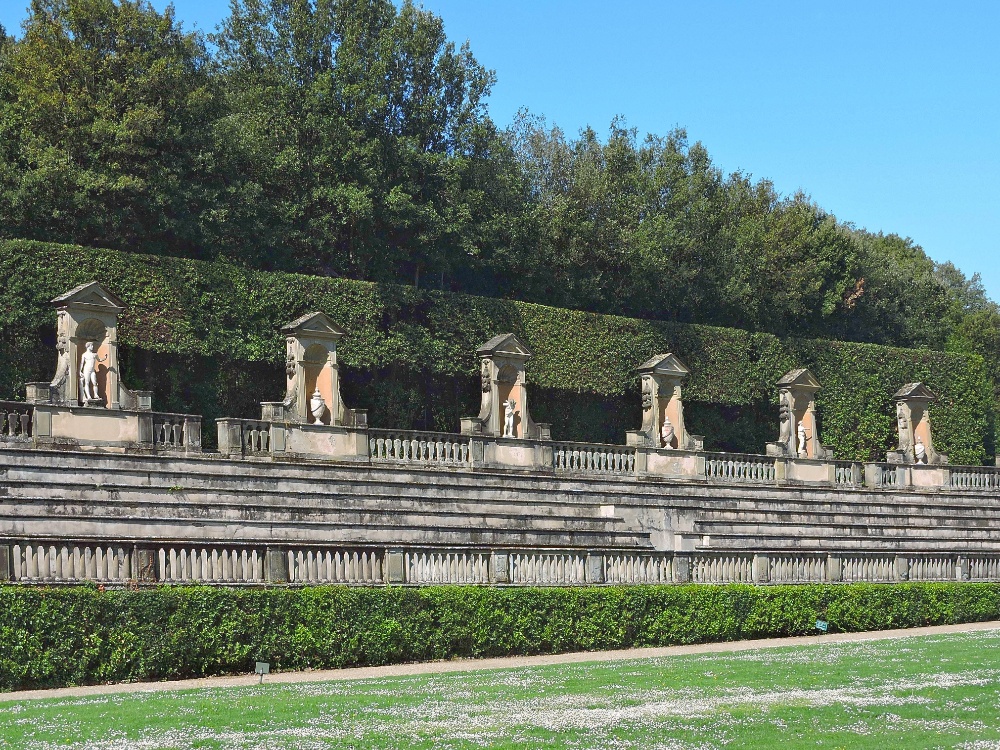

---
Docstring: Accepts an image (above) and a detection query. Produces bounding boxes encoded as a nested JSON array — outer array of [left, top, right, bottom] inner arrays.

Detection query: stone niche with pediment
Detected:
[[260, 311, 364, 428], [887, 382, 948, 465], [21, 282, 201, 453], [626, 353, 703, 451], [766, 368, 833, 460], [460, 333, 549, 441], [25, 281, 151, 412], [240, 311, 368, 462]]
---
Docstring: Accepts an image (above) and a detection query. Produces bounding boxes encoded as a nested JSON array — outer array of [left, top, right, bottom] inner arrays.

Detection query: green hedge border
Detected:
[[2, 583, 999, 691], [0, 239, 992, 462]]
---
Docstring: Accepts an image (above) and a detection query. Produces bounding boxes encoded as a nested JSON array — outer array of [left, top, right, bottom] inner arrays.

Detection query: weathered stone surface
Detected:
[[386, 551, 405, 583], [265, 548, 289, 583]]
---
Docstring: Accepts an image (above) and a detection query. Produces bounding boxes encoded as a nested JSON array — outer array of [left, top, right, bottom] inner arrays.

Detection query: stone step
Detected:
[[694, 531, 1000, 553], [0, 480, 615, 522], [695, 518, 1000, 538], [0, 495, 631, 536], [0, 509, 649, 550], [695, 508, 999, 527]]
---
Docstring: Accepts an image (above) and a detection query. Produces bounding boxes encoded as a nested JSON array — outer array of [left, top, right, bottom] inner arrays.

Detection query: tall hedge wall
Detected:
[[2, 583, 1000, 691], [0, 239, 992, 463]]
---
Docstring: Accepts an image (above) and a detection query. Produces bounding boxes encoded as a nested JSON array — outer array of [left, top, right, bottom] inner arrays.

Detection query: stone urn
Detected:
[[310, 389, 328, 423]]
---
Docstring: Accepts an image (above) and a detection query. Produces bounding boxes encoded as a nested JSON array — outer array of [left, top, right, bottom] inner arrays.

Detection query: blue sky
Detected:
[[3, 1, 998, 301]]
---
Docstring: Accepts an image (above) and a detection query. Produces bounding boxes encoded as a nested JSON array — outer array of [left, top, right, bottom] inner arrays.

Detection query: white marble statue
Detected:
[[797, 421, 808, 457], [309, 388, 327, 423], [660, 415, 675, 449], [503, 398, 518, 438], [914, 436, 927, 464], [79, 341, 107, 403]]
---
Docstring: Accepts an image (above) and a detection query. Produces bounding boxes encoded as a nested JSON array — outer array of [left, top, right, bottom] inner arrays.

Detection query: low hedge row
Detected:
[[2, 583, 999, 691], [0, 239, 992, 461]]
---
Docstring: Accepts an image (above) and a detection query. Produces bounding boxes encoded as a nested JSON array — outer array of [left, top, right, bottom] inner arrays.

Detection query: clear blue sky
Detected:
[[3, 0, 998, 301]]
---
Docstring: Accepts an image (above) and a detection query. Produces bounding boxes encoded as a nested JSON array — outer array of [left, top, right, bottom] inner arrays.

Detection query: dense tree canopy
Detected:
[[0, 0, 997, 385]]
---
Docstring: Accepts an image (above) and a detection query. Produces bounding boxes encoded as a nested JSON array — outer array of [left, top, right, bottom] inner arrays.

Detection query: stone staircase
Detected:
[[0, 447, 648, 551], [692, 489, 1000, 552]]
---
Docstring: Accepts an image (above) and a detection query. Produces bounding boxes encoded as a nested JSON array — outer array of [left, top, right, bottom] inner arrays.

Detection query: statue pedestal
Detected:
[[30, 404, 201, 454], [637, 448, 705, 479]]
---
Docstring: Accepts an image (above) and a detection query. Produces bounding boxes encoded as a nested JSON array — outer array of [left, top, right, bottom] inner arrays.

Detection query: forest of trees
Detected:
[[1, 0, 998, 383]]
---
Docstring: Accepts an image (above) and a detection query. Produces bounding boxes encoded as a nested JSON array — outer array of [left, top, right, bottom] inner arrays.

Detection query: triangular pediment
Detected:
[[777, 368, 821, 390], [636, 353, 690, 377], [50, 281, 125, 311], [477, 333, 532, 359], [281, 311, 346, 340], [893, 382, 937, 401]]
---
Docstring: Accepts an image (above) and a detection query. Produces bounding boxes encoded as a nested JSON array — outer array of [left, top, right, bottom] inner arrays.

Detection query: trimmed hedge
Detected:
[[0, 239, 992, 462], [2, 583, 1000, 691]]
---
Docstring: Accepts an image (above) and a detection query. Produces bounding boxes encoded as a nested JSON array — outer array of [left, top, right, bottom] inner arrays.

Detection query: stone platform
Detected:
[[3, 443, 1000, 588]]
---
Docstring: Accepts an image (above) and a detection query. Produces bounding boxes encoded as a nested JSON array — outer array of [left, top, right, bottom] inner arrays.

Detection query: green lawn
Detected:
[[3, 631, 1000, 749]]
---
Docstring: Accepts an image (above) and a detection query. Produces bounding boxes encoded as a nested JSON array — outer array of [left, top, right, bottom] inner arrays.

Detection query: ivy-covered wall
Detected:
[[0, 239, 993, 463]]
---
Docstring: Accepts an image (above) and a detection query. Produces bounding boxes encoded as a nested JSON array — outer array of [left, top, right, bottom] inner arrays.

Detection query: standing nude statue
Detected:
[[503, 398, 518, 438], [79, 341, 107, 403], [797, 421, 808, 458]]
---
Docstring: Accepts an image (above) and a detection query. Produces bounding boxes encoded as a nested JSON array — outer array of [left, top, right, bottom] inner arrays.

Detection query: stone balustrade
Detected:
[[159, 546, 267, 583], [704, 452, 777, 483], [603, 553, 673, 584], [691, 553, 754, 583], [11, 542, 134, 582], [509, 552, 588, 585], [768, 554, 827, 584], [869, 463, 902, 488], [553, 442, 636, 476], [833, 461, 863, 486], [405, 550, 489, 584], [950, 466, 1000, 491], [840, 555, 898, 582], [151, 412, 202, 452], [288, 548, 383, 585], [2, 541, 998, 587], [0, 401, 33, 441], [368, 429, 471, 466]]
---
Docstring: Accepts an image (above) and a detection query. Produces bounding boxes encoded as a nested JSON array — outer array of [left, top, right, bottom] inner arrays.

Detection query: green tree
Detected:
[[212, 0, 499, 281], [0, 0, 221, 256]]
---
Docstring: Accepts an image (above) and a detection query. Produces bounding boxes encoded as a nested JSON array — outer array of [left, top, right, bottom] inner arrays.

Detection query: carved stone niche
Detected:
[[24, 281, 151, 411], [460, 333, 550, 440], [262, 311, 364, 427], [887, 382, 948, 465], [765, 368, 833, 459], [625, 353, 703, 450]]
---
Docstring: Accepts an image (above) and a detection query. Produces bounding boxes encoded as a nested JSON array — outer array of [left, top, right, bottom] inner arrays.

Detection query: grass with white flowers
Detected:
[[4, 631, 1000, 749]]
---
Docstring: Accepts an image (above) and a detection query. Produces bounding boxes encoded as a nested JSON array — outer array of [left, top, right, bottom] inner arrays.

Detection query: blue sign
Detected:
[[815, 620, 829, 632]]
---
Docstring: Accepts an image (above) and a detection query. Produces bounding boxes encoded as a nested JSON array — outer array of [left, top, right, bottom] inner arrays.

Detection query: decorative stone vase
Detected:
[[309, 389, 327, 424]]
